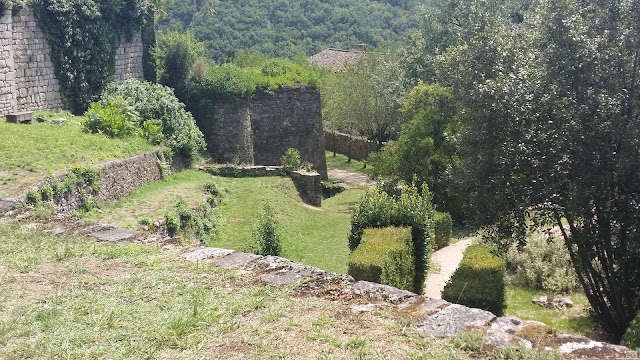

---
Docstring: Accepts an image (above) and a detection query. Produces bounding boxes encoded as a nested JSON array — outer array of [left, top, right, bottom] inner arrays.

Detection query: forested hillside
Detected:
[[159, 0, 419, 62]]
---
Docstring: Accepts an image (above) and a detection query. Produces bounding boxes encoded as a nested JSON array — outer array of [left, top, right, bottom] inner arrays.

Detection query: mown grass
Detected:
[[0, 221, 558, 359], [210, 176, 362, 274], [0, 110, 153, 198], [325, 151, 374, 176], [505, 285, 597, 336], [84, 171, 362, 274]]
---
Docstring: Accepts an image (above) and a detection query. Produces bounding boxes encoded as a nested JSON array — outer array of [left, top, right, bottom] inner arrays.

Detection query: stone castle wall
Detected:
[[193, 87, 328, 179], [0, 7, 144, 116], [324, 131, 380, 161]]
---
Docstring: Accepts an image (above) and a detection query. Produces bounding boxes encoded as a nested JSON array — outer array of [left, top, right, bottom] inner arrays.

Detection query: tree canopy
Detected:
[[158, 0, 421, 62]]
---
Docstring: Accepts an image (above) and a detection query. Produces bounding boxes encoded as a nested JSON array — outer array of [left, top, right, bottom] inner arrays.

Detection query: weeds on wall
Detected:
[[33, 0, 149, 114], [26, 166, 102, 214]]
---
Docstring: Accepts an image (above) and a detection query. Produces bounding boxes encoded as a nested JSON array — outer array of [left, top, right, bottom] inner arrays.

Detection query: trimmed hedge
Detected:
[[348, 227, 415, 292], [622, 313, 640, 350], [432, 211, 453, 250], [349, 182, 433, 294], [442, 244, 506, 316]]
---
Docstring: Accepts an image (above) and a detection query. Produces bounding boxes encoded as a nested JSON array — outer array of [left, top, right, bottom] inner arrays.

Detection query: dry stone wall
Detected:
[[0, 7, 144, 116]]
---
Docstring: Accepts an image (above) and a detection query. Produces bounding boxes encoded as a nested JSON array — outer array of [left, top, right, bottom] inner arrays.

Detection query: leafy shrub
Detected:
[[40, 184, 54, 202], [192, 58, 320, 100], [25, 190, 40, 206], [507, 234, 579, 293], [165, 199, 217, 243], [155, 30, 207, 103], [622, 313, 640, 350], [98, 80, 206, 163], [203, 180, 220, 197], [252, 203, 282, 256], [442, 244, 506, 316], [281, 148, 302, 171], [83, 97, 140, 137], [349, 182, 433, 294], [433, 212, 453, 250], [348, 227, 415, 292], [165, 212, 180, 237]]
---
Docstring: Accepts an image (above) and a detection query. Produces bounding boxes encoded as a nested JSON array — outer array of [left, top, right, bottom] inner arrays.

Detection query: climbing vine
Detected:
[[32, 0, 148, 114]]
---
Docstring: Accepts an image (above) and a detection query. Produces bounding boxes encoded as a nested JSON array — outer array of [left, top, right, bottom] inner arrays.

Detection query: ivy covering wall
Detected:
[[32, 0, 150, 114]]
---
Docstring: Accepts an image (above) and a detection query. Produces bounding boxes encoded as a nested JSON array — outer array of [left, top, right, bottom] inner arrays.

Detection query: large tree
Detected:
[[438, 0, 640, 339]]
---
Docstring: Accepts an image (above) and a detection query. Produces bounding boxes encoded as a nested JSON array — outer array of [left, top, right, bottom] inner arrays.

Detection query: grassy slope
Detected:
[[84, 169, 214, 228], [85, 170, 362, 274], [211, 176, 362, 274], [1, 222, 491, 360], [0, 111, 153, 198], [1, 222, 562, 360]]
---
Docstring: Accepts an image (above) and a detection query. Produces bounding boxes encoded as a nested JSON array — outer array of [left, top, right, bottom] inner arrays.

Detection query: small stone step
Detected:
[[88, 228, 136, 242], [6, 112, 34, 124]]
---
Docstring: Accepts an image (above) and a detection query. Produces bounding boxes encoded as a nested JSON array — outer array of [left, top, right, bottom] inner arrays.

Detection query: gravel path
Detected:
[[424, 239, 474, 299], [327, 169, 372, 187]]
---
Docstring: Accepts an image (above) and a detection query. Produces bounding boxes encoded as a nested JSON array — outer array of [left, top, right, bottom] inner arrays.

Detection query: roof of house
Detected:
[[307, 48, 365, 71]]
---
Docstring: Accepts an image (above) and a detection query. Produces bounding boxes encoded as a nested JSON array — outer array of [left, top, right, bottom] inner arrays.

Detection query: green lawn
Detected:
[[505, 285, 597, 336], [325, 151, 374, 176], [211, 176, 363, 274], [85, 170, 362, 274], [1, 222, 513, 360], [0, 110, 153, 198]]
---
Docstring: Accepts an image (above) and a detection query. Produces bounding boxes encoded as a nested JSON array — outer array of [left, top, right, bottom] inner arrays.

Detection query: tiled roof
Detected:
[[307, 48, 364, 71]]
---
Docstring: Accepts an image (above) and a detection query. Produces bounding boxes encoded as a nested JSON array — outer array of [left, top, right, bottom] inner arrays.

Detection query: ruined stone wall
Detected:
[[192, 98, 255, 164], [42, 152, 181, 214], [0, 7, 145, 116], [324, 131, 380, 161], [192, 87, 328, 179], [251, 88, 327, 179]]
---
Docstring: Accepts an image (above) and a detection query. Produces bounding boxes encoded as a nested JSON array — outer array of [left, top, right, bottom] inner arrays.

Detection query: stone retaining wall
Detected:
[[324, 131, 380, 161], [201, 164, 323, 207], [0, 7, 144, 116], [47, 152, 181, 214]]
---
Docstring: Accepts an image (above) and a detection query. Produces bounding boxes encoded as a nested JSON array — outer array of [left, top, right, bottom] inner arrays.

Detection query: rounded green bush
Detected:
[[622, 313, 640, 349]]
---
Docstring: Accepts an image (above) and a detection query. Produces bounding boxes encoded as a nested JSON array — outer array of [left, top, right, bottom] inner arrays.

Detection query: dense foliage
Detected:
[[432, 212, 452, 250], [369, 82, 463, 219], [390, 0, 640, 339], [164, 197, 217, 243], [442, 245, 506, 316], [191, 58, 321, 101], [33, 0, 148, 114], [349, 182, 433, 294], [507, 234, 579, 294], [159, 0, 420, 62], [622, 313, 640, 350], [96, 80, 206, 163], [348, 227, 415, 292]]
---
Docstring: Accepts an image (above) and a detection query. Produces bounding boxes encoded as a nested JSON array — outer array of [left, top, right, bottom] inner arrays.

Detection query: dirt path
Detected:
[[424, 238, 474, 300], [327, 169, 371, 187]]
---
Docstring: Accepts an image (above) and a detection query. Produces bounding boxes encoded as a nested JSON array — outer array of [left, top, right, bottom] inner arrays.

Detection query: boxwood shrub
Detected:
[[432, 211, 453, 250], [442, 244, 506, 316], [622, 312, 640, 350], [349, 182, 433, 294], [348, 227, 415, 292]]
